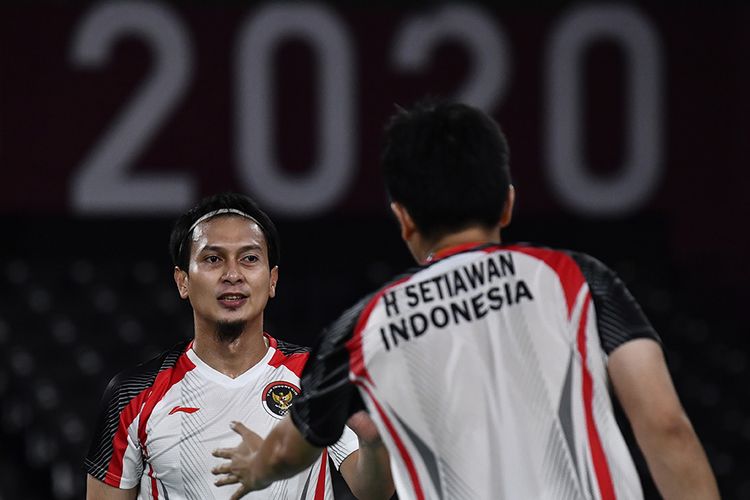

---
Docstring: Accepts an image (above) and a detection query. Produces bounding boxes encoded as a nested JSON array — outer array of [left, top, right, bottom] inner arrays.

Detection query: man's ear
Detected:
[[500, 185, 515, 228], [174, 267, 189, 299], [269, 266, 279, 298], [390, 201, 417, 241]]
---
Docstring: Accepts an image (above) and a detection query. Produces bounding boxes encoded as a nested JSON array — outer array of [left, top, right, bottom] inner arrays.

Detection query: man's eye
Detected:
[[205, 255, 220, 263], [242, 255, 259, 263]]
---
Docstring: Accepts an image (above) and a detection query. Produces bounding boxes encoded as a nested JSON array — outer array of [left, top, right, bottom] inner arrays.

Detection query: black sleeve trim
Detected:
[[567, 252, 661, 355], [275, 338, 310, 356], [290, 293, 376, 447], [84, 340, 190, 480]]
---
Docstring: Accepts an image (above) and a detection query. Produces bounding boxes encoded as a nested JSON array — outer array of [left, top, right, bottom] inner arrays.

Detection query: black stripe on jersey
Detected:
[[567, 251, 661, 354], [327, 439, 355, 470], [291, 272, 416, 447], [274, 338, 310, 356], [85, 340, 191, 482]]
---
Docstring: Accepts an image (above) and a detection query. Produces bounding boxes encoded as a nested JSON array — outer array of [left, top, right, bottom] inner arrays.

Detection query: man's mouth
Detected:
[[217, 293, 248, 308]]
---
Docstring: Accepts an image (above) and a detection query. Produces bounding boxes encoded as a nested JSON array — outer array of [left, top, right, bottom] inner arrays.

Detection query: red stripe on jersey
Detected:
[[137, 352, 196, 449], [510, 246, 586, 319], [345, 276, 411, 386], [148, 463, 159, 500], [105, 388, 150, 486], [577, 295, 616, 500], [266, 334, 310, 378], [314, 449, 328, 500], [356, 381, 426, 500]]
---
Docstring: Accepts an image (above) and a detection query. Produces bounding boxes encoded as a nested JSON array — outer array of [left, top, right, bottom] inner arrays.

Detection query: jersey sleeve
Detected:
[[569, 251, 661, 354], [326, 424, 359, 470], [84, 371, 144, 489], [290, 295, 371, 447]]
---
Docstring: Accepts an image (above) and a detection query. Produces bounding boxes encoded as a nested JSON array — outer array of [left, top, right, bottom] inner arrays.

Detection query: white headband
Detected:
[[179, 208, 264, 259], [187, 208, 261, 234]]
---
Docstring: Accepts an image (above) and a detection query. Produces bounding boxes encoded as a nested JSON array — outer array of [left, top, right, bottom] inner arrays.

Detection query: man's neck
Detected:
[[418, 225, 502, 263], [192, 323, 269, 379]]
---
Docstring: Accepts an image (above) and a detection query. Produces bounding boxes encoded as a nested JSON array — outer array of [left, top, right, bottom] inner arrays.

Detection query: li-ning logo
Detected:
[[262, 381, 300, 418], [168, 406, 200, 415]]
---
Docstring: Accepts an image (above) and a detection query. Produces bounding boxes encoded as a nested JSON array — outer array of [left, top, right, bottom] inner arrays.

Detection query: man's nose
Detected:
[[222, 261, 244, 283]]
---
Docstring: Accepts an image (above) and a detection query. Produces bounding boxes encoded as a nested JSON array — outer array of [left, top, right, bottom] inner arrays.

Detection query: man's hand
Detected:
[[211, 421, 265, 500], [346, 411, 383, 447], [211, 416, 322, 499]]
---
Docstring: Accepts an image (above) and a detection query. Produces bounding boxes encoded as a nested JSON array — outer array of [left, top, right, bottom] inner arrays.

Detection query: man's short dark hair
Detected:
[[382, 100, 511, 241], [169, 193, 280, 271]]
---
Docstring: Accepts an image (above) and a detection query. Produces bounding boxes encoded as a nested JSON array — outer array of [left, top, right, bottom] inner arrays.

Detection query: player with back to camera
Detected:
[[84, 193, 395, 500], [212, 101, 720, 500]]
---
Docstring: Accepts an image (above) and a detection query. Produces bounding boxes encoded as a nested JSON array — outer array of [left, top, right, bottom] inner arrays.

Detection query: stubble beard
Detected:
[[214, 319, 247, 343]]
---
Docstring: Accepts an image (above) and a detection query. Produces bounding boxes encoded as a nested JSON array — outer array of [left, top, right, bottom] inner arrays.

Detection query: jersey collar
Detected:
[[425, 241, 501, 263], [186, 339, 275, 387]]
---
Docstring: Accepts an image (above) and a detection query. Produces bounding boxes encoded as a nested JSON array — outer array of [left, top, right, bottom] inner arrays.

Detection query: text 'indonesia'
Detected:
[[380, 252, 534, 351]]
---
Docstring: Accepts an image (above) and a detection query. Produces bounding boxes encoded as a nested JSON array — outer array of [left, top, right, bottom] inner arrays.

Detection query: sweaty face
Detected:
[[175, 215, 278, 339]]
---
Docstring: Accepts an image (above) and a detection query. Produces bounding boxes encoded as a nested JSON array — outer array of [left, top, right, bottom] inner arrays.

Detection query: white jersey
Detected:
[[292, 243, 660, 500], [86, 335, 358, 500]]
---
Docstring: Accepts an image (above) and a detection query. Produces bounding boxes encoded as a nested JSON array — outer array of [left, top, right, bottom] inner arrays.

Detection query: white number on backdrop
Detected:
[[392, 4, 511, 111], [545, 4, 663, 215], [69, 1, 195, 213], [68, 3, 664, 216], [235, 3, 355, 216]]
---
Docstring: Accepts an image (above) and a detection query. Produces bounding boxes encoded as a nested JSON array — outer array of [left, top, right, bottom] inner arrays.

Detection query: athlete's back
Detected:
[[296, 243, 651, 500]]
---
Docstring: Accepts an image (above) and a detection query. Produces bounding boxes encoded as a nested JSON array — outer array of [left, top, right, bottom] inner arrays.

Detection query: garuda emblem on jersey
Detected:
[[263, 381, 300, 418]]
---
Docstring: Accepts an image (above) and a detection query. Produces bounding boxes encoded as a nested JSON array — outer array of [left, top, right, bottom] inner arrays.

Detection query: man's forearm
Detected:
[[340, 411, 395, 500], [636, 414, 720, 500], [348, 442, 394, 500], [609, 340, 719, 500]]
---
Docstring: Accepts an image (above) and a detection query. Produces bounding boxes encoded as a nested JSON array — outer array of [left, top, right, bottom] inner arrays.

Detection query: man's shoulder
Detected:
[[272, 337, 310, 356], [503, 242, 596, 263], [522, 245, 618, 287], [267, 336, 310, 378], [501, 243, 615, 279], [106, 340, 192, 396]]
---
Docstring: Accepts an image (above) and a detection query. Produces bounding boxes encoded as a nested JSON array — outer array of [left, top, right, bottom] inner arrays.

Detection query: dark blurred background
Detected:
[[1, 2, 748, 499]]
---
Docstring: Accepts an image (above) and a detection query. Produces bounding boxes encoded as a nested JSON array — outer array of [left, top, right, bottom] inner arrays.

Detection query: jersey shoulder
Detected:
[[563, 248, 661, 353], [104, 340, 191, 407], [503, 244, 661, 354], [564, 249, 616, 283], [86, 340, 191, 482], [267, 335, 310, 378], [505, 243, 613, 290], [273, 337, 310, 356]]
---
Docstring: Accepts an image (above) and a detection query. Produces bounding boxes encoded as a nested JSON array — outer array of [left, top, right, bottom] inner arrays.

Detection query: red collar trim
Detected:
[[263, 332, 276, 348], [425, 241, 497, 263]]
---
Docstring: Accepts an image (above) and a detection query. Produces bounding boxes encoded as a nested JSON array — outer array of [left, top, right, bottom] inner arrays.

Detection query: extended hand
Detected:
[[211, 421, 265, 500], [346, 411, 384, 447]]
